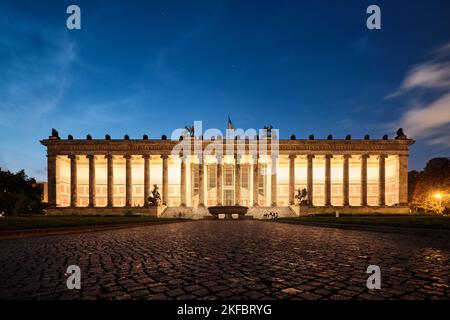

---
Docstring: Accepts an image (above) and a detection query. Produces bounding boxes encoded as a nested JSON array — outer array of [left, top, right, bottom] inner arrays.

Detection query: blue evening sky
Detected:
[[0, 0, 450, 180]]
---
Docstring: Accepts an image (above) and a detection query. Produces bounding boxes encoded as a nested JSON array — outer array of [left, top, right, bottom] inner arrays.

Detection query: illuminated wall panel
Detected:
[[295, 157, 307, 191], [56, 155, 70, 207], [132, 157, 144, 206], [206, 163, 217, 206], [168, 157, 181, 206], [313, 156, 325, 206], [367, 156, 379, 206], [95, 156, 107, 207], [386, 155, 399, 205], [331, 156, 343, 206], [258, 163, 268, 206], [349, 156, 361, 206], [240, 164, 250, 206], [276, 156, 289, 206], [113, 156, 125, 207], [76, 156, 89, 207]]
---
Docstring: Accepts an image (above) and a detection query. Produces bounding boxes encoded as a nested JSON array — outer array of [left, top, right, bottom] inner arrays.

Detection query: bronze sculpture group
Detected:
[[147, 184, 161, 206]]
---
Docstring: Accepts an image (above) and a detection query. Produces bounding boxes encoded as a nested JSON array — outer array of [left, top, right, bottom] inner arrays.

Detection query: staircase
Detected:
[[159, 206, 208, 219], [247, 206, 297, 219]]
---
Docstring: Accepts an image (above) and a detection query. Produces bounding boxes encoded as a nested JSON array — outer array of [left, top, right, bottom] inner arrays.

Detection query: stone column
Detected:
[[288, 155, 296, 205], [343, 155, 350, 207], [68, 154, 77, 207], [271, 156, 277, 206], [47, 155, 57, 207], [197, 155, 205, 206], [361, 154, 369, 206], [216, 155, 223, 205], [235, 155, 241, 205], [87, 155, 96, 207], [307, 155, 314, 206], [180, 155, 186, 206], [398, 154, 409, 206], [325, 155, 333, 206], [162, 154, 169, 205], [124, 155, 132, 207], [143, 155, 150, 207], [378, 155, 387, 206], [252, 155, 259, 206], [106, 154, 114, 207]]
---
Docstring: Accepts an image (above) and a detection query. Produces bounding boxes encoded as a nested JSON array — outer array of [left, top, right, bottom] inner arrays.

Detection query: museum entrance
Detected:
[[224, 190, 234, 206]]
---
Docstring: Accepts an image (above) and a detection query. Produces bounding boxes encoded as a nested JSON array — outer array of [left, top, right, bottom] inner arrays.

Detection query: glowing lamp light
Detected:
[[434, 193, 442, 206]]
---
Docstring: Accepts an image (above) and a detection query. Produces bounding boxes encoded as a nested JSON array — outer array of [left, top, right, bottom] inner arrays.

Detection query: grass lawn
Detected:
[[0, 216, 187, 232], [276, 215, 450, 230]]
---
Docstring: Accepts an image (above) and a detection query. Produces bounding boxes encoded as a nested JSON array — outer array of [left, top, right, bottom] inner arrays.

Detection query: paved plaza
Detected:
[[0, 220, 449, 300]]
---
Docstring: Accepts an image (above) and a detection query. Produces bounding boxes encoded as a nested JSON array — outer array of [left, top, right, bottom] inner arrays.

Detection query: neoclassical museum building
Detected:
[[41, 125, 414, 218]]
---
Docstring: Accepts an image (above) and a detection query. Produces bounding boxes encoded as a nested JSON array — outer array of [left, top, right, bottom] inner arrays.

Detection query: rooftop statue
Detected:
[[264, 125, 273, 137], [395, 128, 407, 140], [184, 126, 195, 137], [51, 128, 59, 138]]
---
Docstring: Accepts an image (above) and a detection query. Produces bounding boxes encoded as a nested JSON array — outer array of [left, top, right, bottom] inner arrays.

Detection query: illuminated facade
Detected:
[[41, 129, 414, 217]]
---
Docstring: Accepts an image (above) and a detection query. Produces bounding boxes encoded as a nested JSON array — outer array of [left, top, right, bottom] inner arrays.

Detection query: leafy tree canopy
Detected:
[[409, 158, 450, 214], [0, 168, 43, 215]]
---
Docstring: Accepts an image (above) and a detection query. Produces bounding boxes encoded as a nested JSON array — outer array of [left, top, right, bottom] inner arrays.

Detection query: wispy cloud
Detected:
[[389, 42, 450, 147], [397, 92, 450, 138], [387, 62, 450, 98]]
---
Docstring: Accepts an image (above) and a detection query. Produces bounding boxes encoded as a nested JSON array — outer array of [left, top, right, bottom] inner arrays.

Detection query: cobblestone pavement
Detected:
[[0, 220, 449, 300]]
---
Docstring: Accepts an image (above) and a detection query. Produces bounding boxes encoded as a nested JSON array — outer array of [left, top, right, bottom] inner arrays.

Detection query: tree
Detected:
[[409, 158, 450, 214], [0, 168, 43, 215], [408, 170, 420, 202]]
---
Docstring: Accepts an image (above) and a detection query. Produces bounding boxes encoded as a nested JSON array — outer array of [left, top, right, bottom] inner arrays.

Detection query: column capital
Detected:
[[343, 154, 352, 159], [68, 154, 77, 160], [87, 154, 95, 160], [378, 154, 388, 159], [124, 154, 132, 159], [288, 154, 297, 160], [325, 154, 333, 159], [360, 154, 370, 159], [105, 154, 113, 159], [307, 154, 315, 160], [142, 154, 150, 159], [160, 154, 169, 160]]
